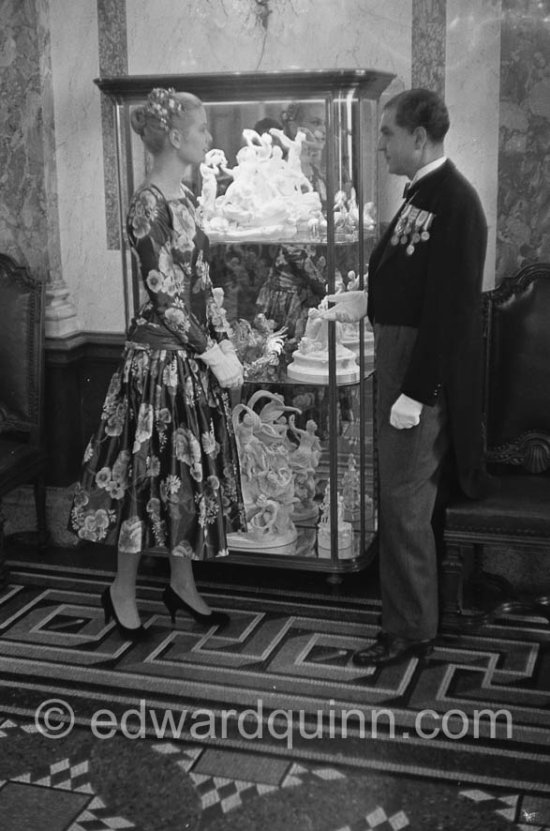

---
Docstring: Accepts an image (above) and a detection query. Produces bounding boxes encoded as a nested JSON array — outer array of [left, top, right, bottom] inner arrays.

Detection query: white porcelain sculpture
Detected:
[[227, 390, 301, 554], [198, 129, 323, 241], [286, 302, 360, 385], [287, 415, 322, 521]]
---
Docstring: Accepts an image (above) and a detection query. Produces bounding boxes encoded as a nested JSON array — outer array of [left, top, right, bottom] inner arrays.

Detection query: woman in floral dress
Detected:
[[70, 88, 245, 637]]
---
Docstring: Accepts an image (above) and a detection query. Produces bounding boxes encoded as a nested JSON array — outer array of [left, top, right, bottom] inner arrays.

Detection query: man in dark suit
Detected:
[[324, 88, 487, 666]]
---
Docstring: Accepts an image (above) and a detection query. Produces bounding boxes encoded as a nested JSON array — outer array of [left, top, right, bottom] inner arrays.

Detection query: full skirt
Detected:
[[69, 343, 246, 559]]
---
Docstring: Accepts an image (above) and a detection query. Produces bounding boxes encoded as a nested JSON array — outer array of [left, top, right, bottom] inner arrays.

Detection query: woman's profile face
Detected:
[[299, 103, 326, 145], [173, 106, 212, 165]]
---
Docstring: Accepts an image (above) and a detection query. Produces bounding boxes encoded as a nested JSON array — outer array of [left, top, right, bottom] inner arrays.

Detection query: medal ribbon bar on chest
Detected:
[[391, 202, 435, 255]]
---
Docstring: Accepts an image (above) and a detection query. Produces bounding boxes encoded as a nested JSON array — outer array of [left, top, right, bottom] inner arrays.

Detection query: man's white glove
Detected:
[[199, 343, 243, 389], [320, 290, 368, 323], [390, 393, 423, 429]]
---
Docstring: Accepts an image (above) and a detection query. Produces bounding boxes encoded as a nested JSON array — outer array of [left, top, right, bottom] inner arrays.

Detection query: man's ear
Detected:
[[413, 125, 428, 149]]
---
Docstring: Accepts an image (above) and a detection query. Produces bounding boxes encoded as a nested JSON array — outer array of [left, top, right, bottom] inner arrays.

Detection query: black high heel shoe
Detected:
[[162, 585, 230, 629], [101, 587, 147, 640]]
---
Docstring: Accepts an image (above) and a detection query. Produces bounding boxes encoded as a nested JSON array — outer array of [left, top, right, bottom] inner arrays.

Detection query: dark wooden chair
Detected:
[[0, 253, 48, 587], [440, 262, 550, 633]]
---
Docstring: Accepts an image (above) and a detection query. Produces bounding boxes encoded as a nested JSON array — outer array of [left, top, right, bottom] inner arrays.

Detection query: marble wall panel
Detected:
[[445, 0, 502, 289], [0, 0, 49, 279], [126, 0, 410, 77], [412, 0, 446, 95], [496, 0, 550, 282]]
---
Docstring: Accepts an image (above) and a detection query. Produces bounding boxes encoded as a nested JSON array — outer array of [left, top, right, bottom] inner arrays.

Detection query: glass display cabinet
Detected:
[[95, 68, 395, 579]]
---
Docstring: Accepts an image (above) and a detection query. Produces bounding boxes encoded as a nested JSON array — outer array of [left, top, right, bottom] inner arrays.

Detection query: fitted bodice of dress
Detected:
[[126, 184, 230, 353]]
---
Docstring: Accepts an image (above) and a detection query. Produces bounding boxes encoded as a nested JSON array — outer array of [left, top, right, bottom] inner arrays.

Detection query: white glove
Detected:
[[219, 339, 244, 387], [320, 290, 368, 323], [199, 343, 243, 389], [390, 394, 423, 429]]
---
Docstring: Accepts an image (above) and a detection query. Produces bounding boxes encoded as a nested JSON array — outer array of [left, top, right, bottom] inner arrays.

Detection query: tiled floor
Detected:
[[1, 716, 549, 830], [0, 543, 548, 830]]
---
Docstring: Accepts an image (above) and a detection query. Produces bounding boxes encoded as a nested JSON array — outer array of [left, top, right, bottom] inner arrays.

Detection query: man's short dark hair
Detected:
[[385, 88, 450, 142]]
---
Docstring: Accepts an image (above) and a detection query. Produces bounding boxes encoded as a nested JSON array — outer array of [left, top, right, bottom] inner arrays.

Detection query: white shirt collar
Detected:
[[409, 156, 447, 188]]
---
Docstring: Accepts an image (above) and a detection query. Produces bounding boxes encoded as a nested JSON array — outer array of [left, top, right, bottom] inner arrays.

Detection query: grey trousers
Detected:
[[375, 324, 449, 641]]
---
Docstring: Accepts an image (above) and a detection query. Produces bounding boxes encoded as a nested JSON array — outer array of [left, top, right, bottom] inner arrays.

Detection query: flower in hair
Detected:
[[146, 88, 185, 131], [282, 103, 299, 124]]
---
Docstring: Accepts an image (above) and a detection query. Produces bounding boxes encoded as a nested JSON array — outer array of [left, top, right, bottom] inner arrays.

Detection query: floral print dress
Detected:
[[69, 184, 245, 559]]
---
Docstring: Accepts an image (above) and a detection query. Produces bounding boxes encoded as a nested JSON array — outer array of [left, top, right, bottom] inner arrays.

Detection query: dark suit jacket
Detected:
[[367, 160, 488, 498]]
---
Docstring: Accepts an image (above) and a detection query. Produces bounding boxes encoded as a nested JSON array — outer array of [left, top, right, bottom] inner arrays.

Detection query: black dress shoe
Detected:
[[101, 587, 147, 641], [162, 585, 230, 629], [352, 632, 434, 667]]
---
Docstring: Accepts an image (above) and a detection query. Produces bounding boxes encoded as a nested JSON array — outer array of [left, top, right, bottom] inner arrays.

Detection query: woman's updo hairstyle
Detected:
[[130, 87, 203, 155]]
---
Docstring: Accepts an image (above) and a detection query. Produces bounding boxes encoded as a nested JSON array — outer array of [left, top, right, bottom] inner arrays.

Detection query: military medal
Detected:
[[403, 207, 421, 254], [420, 212, 434, 241], [389, 202, 435, 254], [391, 203, 411, 246]]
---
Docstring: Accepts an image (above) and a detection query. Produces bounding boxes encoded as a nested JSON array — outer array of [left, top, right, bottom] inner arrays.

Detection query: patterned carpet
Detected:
[[0, 550, 549, 830]]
